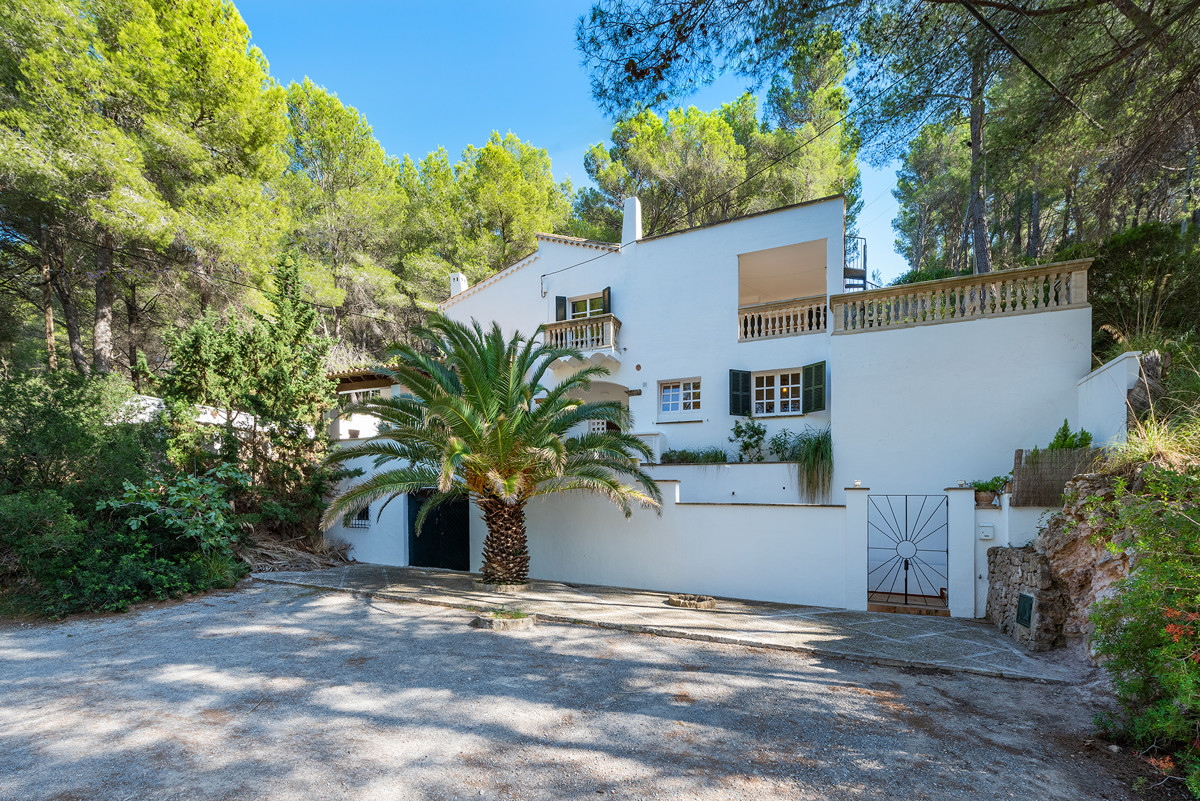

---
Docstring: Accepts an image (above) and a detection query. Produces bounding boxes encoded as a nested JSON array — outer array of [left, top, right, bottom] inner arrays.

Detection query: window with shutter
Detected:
[[802, 361, 826, 413], [729, 369, 751, 416], [555, 296, 567, 321]]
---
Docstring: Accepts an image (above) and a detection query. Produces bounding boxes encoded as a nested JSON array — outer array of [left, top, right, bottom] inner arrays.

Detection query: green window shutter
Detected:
[[602, 286, 612, 315], [802, 361, 826, 414], [729, 369, 751, 416], [555, 296, 567, 321]]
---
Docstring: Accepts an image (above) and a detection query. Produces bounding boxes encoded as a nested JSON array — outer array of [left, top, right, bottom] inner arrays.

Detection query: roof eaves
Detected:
[[438, 252, 541, 310], [534, 232, 620, 252], [638, 194, 846, 243]]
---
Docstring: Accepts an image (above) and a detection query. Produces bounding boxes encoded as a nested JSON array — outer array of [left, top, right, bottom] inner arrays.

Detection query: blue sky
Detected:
[[236, 0, 907, 281]]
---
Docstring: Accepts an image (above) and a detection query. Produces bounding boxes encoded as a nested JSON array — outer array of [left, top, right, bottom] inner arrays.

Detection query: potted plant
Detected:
[[970, 475, 1009, 507]]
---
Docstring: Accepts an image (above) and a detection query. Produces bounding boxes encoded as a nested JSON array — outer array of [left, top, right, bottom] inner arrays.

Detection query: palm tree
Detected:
[[323, 315, 661, 585]]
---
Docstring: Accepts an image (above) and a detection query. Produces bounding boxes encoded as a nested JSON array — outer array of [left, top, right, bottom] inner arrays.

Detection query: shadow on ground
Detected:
[[0, 583, 1171, 801]]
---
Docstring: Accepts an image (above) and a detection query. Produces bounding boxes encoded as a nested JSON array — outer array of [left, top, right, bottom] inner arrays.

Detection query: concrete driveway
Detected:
[[0, 582, 1174, 800]]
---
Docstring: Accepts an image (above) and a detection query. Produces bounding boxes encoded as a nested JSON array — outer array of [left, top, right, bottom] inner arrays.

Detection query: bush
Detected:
[[1091, 467, 1200, 795], [0, 372, 163, 508], [0, 471, 249, 617], [1048, 419, 1093, 450], [729, 419, 766, 462], [969, 474, 1010, 493], [768, 427, 834, 502], [659, 447, 727, 464]]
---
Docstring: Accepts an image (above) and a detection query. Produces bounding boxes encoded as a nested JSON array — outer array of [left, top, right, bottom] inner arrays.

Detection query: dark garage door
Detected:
[[407, 491, 470, 571]]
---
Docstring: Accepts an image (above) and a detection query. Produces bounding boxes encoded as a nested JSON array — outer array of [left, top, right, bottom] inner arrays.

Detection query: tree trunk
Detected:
[[1027, 188, 1041, 257], [968, 51, 992, 274], [39, 227, 57, 371], [1012, 190, 1023, 255], [49, 249, 89, 375], [126, 281, 140, 392], [479, 498, 530, 584], [93, 231, 115, 374]]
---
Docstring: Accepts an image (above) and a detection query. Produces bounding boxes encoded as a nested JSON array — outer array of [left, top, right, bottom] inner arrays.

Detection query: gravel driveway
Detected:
[[0, 581, 1178, 800]]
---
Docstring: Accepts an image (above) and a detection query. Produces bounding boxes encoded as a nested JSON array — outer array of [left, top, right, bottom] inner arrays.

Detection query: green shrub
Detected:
[[659, 447, 727, 464], [729, 419, 766, 463], [1091, 467, 1200, 795], [1048, 419, 1093, 450], [99, 464, 251, 558], [0, 472, 249, 617], [769, 427, 834, 502], [0, 372, 164, 509]]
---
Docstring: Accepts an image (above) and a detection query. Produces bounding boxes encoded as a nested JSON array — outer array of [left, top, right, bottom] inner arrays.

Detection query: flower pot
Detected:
[[974, 490, 997, 507]]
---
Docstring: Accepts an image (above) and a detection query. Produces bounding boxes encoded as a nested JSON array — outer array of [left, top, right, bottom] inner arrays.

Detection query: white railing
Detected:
[[738, 295, 827, 341], [543, 313, 621, 352], [830, 260, 1091, 334]]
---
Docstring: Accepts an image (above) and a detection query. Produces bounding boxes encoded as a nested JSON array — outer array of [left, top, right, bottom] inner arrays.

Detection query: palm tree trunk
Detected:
[[479, 498, 530, 584]]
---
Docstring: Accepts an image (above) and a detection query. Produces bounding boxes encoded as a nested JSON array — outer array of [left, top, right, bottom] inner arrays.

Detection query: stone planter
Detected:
[[473, 580, 529, 594], [974, 490, 997, 507], [667, 593, 717, 609], [470, 613, 535, 631]]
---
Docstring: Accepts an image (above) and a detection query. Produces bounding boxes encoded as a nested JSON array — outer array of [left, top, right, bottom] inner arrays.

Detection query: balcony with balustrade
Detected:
[[543, 312, 622, 371], [829, 259, 1091, 334]]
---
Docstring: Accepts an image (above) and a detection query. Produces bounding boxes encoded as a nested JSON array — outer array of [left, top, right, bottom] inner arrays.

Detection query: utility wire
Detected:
[[956, 0, 1105, 131]]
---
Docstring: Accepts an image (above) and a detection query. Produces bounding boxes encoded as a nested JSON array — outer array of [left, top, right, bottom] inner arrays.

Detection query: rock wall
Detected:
[[986, 473, 1131, 652], [1033, 473, 1130, 646], [986, 546, 1068, 651]]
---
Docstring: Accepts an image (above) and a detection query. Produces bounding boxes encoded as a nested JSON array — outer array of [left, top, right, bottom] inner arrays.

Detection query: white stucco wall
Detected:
[[1078, 350, 1140, 448], [831, 307, 1093, 497], [469, 483, 851, 608], [323, 454, 410, 567], [645, 462, 828, 504]]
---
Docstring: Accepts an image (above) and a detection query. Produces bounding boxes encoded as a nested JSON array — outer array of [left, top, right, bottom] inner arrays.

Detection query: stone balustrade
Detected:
[[738, 295, 827, 341], [830, 259, 1091, 334]]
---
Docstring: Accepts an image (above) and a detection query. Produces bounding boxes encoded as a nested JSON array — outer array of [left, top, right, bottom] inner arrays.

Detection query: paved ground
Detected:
[[254, 564, 1086, 683], [0, 582, 1178, 801]]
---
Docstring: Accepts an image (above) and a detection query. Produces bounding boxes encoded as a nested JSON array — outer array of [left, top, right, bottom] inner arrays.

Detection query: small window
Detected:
[[660, 379, 701, 416], [752, 363, 824, 417], [570, 295, 605, 319], [346, 505, 371, 529]]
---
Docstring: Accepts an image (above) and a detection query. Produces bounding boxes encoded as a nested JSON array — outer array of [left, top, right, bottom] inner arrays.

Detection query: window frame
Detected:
[[658, 377, 703, 422], [568, 292, 606, 320], [750, 363, 825, 417]]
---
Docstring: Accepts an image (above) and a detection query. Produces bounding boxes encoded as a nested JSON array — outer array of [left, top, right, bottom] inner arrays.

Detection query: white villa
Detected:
[[326, 195, 1139, 619]]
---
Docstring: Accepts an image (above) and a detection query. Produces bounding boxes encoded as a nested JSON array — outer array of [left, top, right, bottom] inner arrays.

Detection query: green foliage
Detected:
[[1063, 223, 1200, 348], [161, 257, 341, 542], [0, 488, 241, 617], [1091, 468, 1200, 792], [0, 372, 162, 508], [99, 464, 250, 557], [659, 447, 728, 465], [729, 419, 766, 463], [769, 427, 834, 502], [1047, 419, 1094, 450], [969, 475, 1010, 493], [575, 41, 861, 241], [324, 315, 662, 584]]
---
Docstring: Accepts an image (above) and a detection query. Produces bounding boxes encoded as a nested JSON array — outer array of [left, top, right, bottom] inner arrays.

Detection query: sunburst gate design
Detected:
[[867, 495, 949, 608]]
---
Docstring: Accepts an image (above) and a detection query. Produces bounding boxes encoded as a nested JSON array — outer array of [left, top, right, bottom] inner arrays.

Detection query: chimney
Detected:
[[622, 196, 642, 246], [449, 272, 469, 297]]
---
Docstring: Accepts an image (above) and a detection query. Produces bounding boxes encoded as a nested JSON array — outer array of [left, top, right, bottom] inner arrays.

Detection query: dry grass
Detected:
[[238, 537, 351, 572]]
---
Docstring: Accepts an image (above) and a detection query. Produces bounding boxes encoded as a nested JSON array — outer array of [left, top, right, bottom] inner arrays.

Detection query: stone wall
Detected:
[[986, 546, 1068, 651], [1034, 473, 1130, 645]]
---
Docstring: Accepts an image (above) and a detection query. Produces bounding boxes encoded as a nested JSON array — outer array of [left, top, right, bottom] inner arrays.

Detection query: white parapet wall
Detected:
[[472, 482, 851, 608], [645, 462, 823, 504], [1077, 350, 1141, 448]]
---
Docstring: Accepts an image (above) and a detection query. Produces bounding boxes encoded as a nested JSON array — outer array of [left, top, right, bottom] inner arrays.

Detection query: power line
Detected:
[[957, 0, 1105, 131]]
